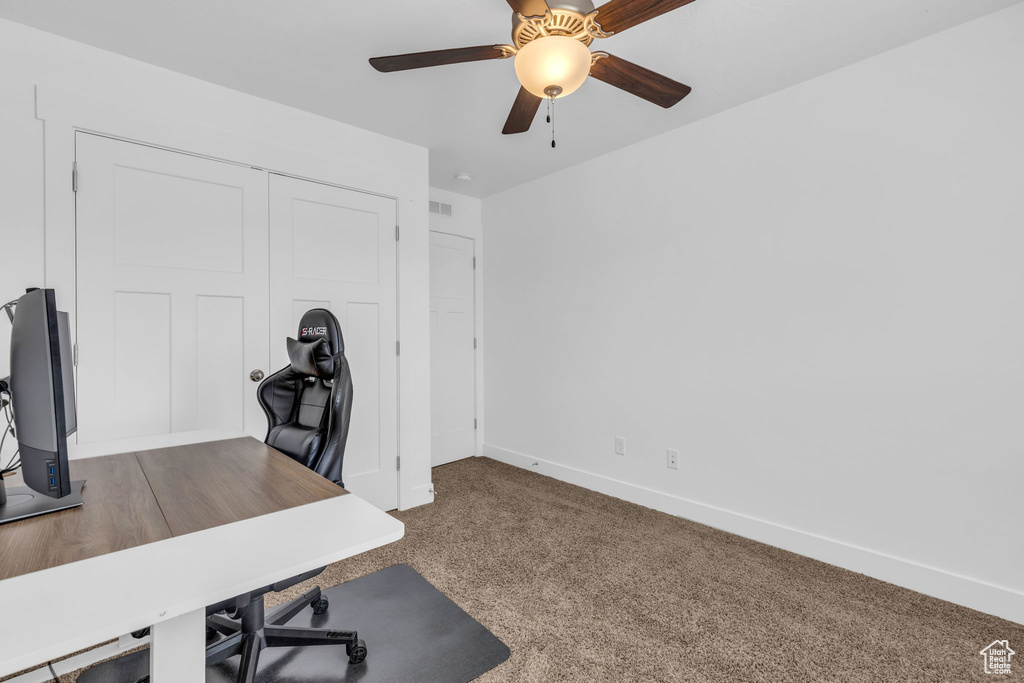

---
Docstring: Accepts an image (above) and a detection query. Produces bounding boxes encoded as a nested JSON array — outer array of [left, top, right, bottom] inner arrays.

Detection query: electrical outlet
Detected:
[[615, 437, 625, 456], [667, 449, 679, 469]]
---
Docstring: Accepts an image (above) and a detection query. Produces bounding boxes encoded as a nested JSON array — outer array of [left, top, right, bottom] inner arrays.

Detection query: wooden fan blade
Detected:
[[592, 0, 697, 35], [506, 0, 550, 17], [590, 54, 691, 108], [370, 45, 509, 73], [503, 87, 543, 135]]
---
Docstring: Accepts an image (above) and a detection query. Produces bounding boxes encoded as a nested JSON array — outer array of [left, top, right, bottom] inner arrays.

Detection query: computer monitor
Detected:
[[0, 288, 84, 525]]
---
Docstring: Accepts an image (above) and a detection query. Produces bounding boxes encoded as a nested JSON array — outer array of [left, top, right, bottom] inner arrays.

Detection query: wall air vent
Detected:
[[429, 201, 454, 217]]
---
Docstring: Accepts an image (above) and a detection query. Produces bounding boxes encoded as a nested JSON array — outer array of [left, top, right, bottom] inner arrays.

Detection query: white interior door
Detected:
[[429, 232, 476, 466], [75, 133, 270, 445], [268, 174, 399, 510]]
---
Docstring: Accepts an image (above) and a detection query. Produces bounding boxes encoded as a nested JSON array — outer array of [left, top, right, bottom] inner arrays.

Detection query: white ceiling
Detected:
[[0, 0, 1018, 197]]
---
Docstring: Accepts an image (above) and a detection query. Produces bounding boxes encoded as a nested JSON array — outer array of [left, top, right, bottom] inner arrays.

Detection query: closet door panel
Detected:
[[269, 175, 399, 511], [75, 133, 269, 445]]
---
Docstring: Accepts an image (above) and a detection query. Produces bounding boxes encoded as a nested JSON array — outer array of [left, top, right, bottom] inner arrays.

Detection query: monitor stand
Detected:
[[0, 480, 85, 525]]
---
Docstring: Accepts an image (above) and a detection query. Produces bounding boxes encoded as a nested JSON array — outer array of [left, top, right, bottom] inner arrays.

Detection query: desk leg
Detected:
[[150, 608, 205, 680]]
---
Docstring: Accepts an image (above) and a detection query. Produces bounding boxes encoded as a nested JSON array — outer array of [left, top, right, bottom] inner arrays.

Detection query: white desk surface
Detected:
[[0, 492, 404, 677]]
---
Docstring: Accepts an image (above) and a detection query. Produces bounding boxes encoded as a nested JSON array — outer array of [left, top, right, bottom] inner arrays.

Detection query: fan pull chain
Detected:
[[550, 95, 556, 149]]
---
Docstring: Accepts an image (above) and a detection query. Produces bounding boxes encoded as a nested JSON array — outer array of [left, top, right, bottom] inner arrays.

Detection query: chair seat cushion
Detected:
[[266, 424, 323, 468]]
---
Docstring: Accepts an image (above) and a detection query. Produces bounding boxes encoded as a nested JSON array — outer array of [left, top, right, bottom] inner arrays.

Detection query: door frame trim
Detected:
[[37, 85, 432, 511]]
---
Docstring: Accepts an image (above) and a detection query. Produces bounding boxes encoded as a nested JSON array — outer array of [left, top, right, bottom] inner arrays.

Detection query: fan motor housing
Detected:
[[512, 6, 601, 49]]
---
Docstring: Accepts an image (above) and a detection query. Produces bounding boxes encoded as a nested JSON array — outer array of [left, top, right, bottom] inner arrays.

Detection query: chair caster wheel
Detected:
[[347, 639, 367, 664], [311, 597, 329, 615], [130, 627, 150, 639]]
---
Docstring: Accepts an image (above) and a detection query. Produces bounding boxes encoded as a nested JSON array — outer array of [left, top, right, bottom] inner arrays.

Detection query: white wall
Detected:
[[482, 5, 1024, 623], [0, 18, 433, 510], [428, 188, 485, 457]]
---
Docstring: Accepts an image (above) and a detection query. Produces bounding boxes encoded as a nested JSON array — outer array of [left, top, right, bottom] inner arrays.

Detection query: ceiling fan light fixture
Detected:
[[514, 36, 592, 100], [369, 0, 697, 137]]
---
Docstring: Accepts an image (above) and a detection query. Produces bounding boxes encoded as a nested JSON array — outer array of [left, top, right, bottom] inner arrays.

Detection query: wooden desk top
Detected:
[[0, 437, 345, 581], [135, 438, 345, 536], [0, 452, 172, 581]]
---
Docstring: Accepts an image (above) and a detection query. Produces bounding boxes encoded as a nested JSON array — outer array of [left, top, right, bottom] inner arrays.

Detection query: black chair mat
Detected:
[[78, 564, 510, 683]]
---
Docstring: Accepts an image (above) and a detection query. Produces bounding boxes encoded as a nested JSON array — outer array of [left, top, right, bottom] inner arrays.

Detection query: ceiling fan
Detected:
[[369, 0, 696, 136]]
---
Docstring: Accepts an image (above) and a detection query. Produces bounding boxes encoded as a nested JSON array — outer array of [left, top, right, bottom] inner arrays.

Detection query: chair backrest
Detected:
[[257, 309, 354, 486]]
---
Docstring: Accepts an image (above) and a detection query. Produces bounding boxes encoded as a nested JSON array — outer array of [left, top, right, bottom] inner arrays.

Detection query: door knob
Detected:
[[250, 369, 265, 382]]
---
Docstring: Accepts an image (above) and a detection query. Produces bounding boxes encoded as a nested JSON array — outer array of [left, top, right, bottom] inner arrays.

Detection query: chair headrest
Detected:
[[286, 337, 334, 378], [297, 308, 345, 356]]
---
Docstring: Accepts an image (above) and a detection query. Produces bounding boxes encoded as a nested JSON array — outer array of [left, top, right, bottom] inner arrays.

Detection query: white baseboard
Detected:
[[483, 444, 1024, 625], [69, 428, 246, 460]]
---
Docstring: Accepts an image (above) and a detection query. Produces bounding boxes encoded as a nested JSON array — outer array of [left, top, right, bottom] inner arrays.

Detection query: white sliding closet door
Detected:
[[75, 132, 270, 445], [268, 174, 399, 511], [429, 232, 476, 466]]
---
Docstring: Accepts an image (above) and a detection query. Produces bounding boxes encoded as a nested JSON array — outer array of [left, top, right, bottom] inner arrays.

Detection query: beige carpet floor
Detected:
[[28, 456, 1024, 681], [277, 457, 1023, 682]]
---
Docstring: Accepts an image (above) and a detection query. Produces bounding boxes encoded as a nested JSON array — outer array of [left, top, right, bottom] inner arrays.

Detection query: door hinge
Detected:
[[474, 419, 478, 430], [473, 338, 477, 349], [72, 162, 78, 193], [73, 343, 79, 367], [396, 340, 401, 356], [395, 225, 400, 241], [396, 455, 401, 471], [473, 256, 476, 269]]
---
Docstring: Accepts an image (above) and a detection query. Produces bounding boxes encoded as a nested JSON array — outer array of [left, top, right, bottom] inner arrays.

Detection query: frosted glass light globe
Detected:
[[514, 36, 592, 99]]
